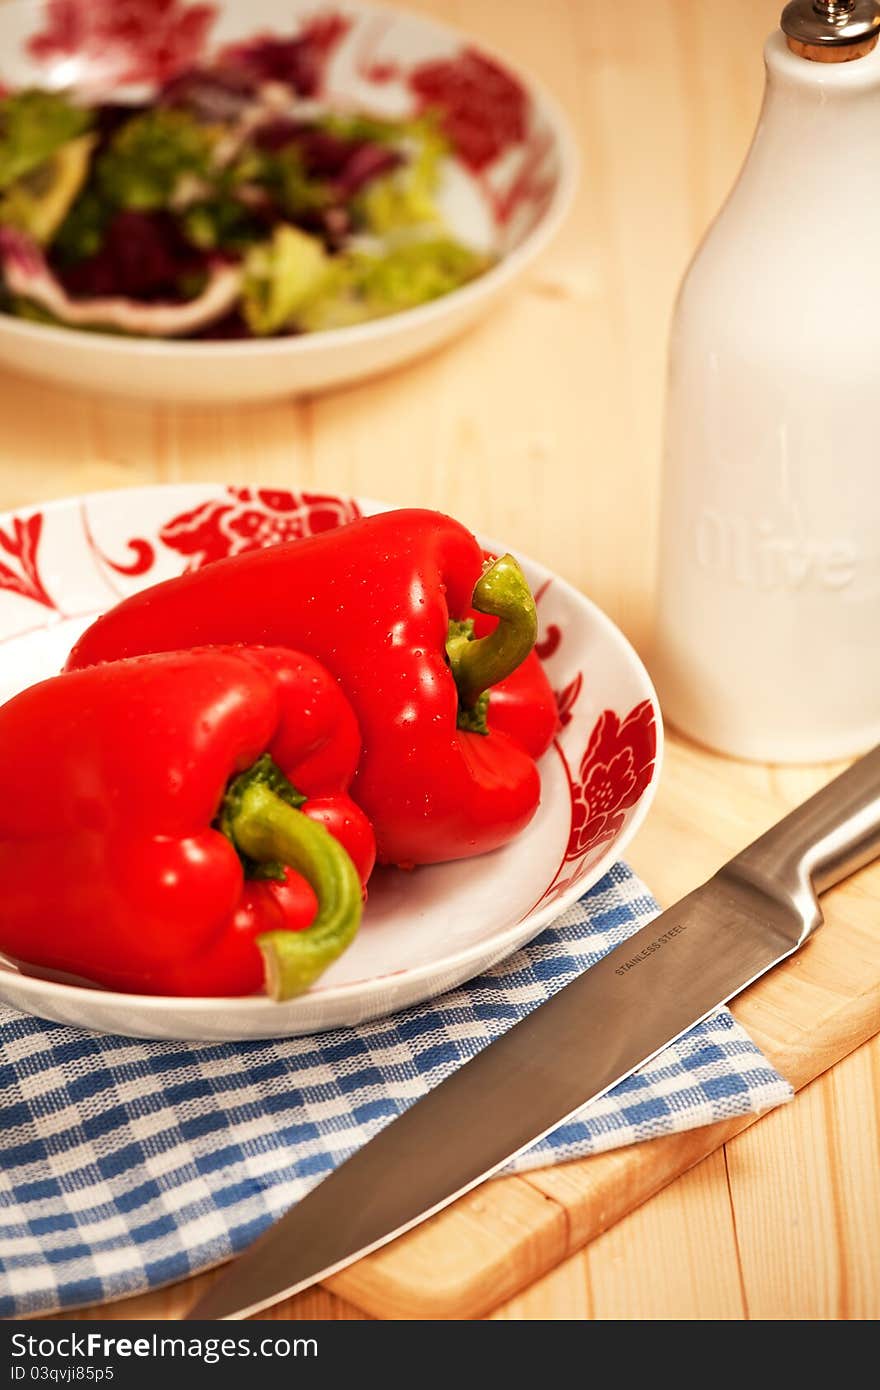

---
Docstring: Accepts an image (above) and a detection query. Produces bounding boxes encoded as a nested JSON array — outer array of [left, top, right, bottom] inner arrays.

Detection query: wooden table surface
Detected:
[[2, 0, 877, 1320]]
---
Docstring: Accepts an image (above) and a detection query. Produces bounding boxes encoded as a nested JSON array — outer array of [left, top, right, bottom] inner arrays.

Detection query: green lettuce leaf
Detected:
[[356, 118, 448, 235], [242, 224, 330, 335], [0, 90, 93, 192], [255, 146, 329, 221], [0, 134, 96, 244], [51, 184, 108, 264], [97, 109, 217, 211], [182, 194, 266, 252], [298, 237, 490, 332]]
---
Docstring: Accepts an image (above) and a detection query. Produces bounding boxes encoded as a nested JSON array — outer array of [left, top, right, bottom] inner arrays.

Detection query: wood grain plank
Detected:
[[489, 1148, 748, 1321], [584, 1150, 746, 1320], [488, 1250, 593, 1321], [325, 1176, 568, 1320], [489, 1151, 747, 1322], [726, 1038, 880, 1320]]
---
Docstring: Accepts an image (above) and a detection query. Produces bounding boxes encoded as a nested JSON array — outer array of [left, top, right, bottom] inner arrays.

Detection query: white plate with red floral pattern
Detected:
[[0, 486, 662, 1038], [0, 0, 576, 401]]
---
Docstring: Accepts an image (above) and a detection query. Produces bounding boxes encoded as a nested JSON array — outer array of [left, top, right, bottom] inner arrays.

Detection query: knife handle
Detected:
[[731, 744, 880, 932]]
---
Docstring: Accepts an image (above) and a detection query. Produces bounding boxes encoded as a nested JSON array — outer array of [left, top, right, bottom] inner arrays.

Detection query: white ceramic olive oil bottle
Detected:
[[654, 1, 880, 762]]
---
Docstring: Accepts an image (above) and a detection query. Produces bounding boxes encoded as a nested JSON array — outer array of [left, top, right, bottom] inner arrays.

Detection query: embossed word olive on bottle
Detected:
[[654, 3, 880, 762]]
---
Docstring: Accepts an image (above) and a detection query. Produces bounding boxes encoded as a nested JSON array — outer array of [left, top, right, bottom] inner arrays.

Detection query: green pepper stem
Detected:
[[225, 780, 363, 1002], [447, 553, 538, 712]]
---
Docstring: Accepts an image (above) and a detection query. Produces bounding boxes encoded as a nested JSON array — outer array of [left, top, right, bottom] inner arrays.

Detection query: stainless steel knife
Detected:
[[186, 744, 880, 1321]]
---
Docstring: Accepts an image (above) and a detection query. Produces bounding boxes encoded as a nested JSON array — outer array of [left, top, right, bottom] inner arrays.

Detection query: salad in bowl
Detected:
[[0, 25, 491, 339], [0, 0, 576, 398]]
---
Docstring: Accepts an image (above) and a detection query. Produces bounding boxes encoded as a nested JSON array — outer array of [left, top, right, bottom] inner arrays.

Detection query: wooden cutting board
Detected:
[[319, 734, 880, 1319]]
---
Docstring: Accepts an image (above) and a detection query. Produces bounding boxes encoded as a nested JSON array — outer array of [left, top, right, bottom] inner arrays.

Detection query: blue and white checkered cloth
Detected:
[[0, 863, 792, 1317]]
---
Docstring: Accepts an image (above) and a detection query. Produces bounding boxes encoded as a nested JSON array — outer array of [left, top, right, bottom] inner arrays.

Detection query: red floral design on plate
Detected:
[[27, 0, 217, 86], [553, 672, 582, 728], [350, 15, 400, 85], [409, 48, 528, 172], [528, 699, 657, 915], [536, 622, 561, 661], [155, 487, 362, 570], [565, 700, 656, 862], [480, 129, 556, 228], [82, 504, 156, 580], [0, 512, 55, 610], [218, 13, 350, 98]]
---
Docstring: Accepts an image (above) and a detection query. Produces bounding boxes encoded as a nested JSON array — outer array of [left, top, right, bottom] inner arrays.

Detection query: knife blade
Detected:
[[187, 743, 880, 1321]]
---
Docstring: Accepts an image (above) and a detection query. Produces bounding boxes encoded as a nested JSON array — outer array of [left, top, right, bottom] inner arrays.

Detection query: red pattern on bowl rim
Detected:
[[0, 512, 54, 610], [83, 488, 363, 576], [27, 0, 218, 86]]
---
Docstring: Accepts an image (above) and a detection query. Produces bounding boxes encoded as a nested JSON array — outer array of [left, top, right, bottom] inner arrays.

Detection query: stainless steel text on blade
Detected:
[[187, 743, 880, 1320]]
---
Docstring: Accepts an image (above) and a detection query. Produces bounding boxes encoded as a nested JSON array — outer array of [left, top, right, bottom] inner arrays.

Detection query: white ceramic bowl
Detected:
[[0, 0, 577, 401], [0, 486, 662, 1038]]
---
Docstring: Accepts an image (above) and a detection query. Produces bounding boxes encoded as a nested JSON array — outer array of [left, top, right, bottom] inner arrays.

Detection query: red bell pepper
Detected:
[[465, 550, 559, 758], [0, 646, 374, 999], [67, 510, 545, 867], [466, 613, 559, 759], [463, 547, 560, 758], [485, 650, 559, 758]]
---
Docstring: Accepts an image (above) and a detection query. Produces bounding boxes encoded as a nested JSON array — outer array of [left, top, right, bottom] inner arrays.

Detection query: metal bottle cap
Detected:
[[781, 0, 880, 46]]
